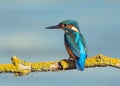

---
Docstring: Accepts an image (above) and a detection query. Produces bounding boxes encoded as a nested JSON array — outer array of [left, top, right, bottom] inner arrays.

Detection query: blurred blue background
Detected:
[[0, 0, 120, 86]]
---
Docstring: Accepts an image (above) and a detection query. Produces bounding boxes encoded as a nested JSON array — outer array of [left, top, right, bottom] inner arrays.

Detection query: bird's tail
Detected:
[[76, 56, 86, 71]]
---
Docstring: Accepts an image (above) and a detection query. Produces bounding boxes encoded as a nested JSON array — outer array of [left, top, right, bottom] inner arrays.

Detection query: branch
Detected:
[[0, 54, 120, 76]]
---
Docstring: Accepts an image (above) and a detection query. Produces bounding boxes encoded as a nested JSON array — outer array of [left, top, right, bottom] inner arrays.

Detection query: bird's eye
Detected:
[[59, 23, 67, 28], [63, 24, 67, 27]]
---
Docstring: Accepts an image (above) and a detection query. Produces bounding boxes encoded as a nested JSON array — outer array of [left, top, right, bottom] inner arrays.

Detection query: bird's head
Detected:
[[46, 19, 80, 33]]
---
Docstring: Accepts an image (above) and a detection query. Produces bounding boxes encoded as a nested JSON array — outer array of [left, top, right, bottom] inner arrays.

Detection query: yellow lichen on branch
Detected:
[[0, 54, 120, 76]]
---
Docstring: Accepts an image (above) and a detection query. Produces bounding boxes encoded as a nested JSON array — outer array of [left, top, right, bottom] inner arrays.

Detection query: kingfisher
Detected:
[[46, 19, 87, 71]]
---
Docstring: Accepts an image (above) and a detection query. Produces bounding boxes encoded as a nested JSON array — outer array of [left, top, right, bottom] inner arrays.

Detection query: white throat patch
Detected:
[[71, 26, 79, 32]]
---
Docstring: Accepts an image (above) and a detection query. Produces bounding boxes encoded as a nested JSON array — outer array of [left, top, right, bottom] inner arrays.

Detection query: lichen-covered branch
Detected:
[[0, 54, 120, 76]]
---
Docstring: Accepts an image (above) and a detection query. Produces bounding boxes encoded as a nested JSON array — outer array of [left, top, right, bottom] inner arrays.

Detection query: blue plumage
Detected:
[[46, 19, 87, 71]]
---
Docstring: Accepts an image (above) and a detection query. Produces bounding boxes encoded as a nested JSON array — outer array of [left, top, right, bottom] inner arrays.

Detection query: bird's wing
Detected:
[[64, 32, 85, 58]]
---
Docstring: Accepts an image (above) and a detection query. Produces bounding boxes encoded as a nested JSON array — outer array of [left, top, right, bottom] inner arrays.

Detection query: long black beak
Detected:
[[46, 25, 61, 29]]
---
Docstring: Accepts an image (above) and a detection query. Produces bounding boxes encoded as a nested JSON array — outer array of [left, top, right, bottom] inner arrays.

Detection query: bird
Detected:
[[46, 19, 87, 71]]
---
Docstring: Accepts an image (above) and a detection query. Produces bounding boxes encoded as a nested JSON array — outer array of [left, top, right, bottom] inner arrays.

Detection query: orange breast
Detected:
[[65, 44, 77, 60]]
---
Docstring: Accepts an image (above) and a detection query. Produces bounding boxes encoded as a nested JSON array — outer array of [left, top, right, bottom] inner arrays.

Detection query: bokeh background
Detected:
[[0, 0, 120, 86]]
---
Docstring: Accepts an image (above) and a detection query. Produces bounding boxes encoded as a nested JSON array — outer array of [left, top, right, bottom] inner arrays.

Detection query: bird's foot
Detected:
[[67, 58, 74, 62]]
